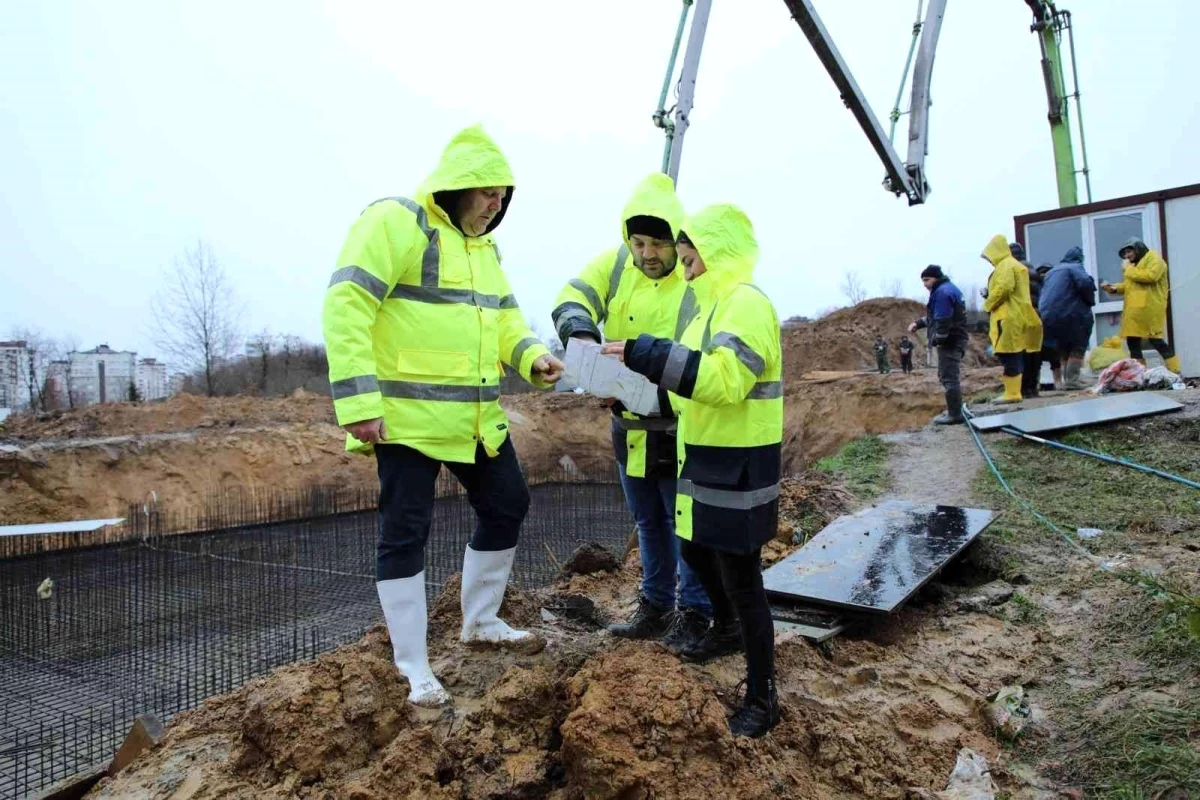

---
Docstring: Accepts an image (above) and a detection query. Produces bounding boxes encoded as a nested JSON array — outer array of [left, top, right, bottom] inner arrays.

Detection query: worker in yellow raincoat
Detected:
[[322, 125, 564, 708], [1100, 238, 1181, 374], [602, 204, 784, 739], [982, 234, 1037, 404], [552, 173, 713, 649]]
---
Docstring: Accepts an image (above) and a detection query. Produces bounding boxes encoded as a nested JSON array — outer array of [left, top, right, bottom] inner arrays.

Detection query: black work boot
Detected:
[[729, 680, 781, 738], [679, 618, 742, 663], [932, 388, 964, 425], [660, 606, 711, 654], [608, 594, 672, 639]]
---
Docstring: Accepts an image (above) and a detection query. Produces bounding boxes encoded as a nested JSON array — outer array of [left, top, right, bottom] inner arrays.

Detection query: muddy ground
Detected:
[[84, 390, 1200, 799]]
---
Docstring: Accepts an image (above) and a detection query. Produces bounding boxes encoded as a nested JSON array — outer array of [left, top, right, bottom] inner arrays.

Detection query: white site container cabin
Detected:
[[1014, 182, 1199, 378]]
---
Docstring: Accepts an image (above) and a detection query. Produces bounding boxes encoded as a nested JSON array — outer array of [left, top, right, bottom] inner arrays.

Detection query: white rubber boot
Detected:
[[460, 546, 545, 654], [376, 573, 451, 707]]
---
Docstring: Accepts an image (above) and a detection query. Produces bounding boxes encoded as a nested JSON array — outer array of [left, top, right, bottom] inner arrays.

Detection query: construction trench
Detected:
[[0, 477, 633, 799]]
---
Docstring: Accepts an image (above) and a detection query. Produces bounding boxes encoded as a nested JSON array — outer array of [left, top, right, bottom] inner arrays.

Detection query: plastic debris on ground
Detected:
[[1092, 359, 1185, 394], [1141, 365, 1185, 391], [988, 684, 1031, 740], [1091, 358, 1145, 394], [909, 748, 997, 800], [1076, 528, 1104, 540]]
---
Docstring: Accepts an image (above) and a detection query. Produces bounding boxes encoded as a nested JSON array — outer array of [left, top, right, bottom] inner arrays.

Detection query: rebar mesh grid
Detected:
[[0, 477, 631, 798]]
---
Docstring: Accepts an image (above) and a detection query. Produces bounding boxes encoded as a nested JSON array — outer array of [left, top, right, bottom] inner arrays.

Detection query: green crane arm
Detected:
[[1026, 0, 1079, 207]]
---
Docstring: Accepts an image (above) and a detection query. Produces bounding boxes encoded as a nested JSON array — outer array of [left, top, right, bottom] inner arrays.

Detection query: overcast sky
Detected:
[[3, 1, 1198, 368]]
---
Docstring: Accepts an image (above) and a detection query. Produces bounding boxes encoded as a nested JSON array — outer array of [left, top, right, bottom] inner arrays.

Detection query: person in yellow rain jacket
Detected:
[[552, 173, 712, 649], [982, 234, 1036, 404], [602, 204, 783, 739], [322, 125, 564, 708], [1101, 238, 1181, 373]]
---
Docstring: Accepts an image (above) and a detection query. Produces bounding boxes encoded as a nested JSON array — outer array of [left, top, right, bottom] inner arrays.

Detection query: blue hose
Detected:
[[999, 426, 1200, 491]]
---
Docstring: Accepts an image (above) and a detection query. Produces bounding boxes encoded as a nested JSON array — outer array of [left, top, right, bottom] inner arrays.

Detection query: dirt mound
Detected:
[[560, 644, 779, 799], [783, 297, 990, 378], [89, 567, 1029, 800], [1, 390, 337, 441]]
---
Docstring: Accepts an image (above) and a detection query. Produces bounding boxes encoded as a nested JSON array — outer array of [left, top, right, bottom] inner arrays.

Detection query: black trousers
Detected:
[[679, 538, 774, 699], [375, 438, 530, 581], [997, 352, 1024, 377], [1126, 336, 1175, 360], [900, 353, 913, 373], [936, 342, 964, 393]]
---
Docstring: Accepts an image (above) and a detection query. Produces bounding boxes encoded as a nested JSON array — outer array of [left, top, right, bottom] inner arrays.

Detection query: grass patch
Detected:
[[1057, 699, 1200, 799], [814, 436, 892, 500], [969, 418, 1200, 549], [1008, 592, 1044, 624]]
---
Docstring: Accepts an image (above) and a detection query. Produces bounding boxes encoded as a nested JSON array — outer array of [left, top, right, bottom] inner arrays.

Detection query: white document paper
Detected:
[[563, 339, 660, 416]]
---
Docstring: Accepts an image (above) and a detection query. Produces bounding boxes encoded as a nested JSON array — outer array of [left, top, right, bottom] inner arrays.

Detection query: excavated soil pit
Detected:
[[86, 561, 1033, 800]]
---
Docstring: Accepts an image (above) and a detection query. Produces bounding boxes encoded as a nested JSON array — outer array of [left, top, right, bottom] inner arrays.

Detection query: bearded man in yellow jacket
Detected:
[[322, 125, 564, 707], [1101, 238, 1181, 374], [552, 173, 713, 651], [603, 204, 784, 739]]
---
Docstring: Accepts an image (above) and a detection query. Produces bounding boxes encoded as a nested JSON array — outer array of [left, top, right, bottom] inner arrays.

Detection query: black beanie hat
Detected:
[[921, 264, 944, 280], [625, 215, 674, 242]]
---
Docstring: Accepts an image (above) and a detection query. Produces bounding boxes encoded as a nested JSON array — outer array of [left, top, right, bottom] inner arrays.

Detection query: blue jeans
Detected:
[[617, 464, 712, 615]]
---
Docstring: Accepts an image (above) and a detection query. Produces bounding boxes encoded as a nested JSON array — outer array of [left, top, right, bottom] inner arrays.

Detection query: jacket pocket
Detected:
[[683, 449, 748, 488], [397, 349, 471, 377]]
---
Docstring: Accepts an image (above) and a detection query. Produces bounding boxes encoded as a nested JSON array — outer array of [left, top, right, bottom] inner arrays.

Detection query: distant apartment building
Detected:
[[136, 358, 169, 401], [68, 345, 138, 405], [0, 340, 29, 411]]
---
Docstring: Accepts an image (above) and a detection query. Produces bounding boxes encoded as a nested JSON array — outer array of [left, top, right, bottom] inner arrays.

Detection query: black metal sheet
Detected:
[[763, 501, 994, 615], [969, 392, 1183, 434]]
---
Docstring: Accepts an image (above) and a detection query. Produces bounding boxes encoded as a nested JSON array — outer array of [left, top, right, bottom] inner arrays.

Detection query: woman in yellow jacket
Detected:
[[322, 125, 563, 707], [603, 204, 784, 738], [1101, 238, 1182, 373], [982, 234, 1038, 404]]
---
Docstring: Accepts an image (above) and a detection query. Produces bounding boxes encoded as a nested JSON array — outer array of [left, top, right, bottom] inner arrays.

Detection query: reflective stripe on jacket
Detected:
[[322, 125, 550, 462]]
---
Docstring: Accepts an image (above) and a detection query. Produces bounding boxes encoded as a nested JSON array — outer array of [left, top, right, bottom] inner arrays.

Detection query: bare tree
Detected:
[[150, 241, 243, 397], [247, 328, 275, 394], [840, 271, 868, 306], [879, 277, 905, 298], [7, 326, 58, 411]]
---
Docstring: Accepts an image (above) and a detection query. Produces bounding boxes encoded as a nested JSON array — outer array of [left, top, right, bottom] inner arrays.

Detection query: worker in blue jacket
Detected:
[[1038, 246, 1096, 390], [910, 265, 969, 424]]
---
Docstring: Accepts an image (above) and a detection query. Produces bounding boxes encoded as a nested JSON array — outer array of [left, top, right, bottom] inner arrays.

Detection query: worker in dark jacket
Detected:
[[910, 265, 969, 424], [898, 336, 915, 373], [1021, 265, 1060, 397], [873, 336, 890, 374], [1039, 247, 1096, 390]]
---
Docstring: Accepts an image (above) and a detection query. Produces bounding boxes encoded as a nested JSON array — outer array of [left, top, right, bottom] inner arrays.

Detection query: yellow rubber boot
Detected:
[[1164, 355, 1182, 374], [993, 375, 1024, 405]]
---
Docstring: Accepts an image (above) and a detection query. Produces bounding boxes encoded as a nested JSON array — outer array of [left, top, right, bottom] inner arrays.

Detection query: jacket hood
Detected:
[[982, 234, 1012, 267], [680, 204, 759, 296], [1061, 246, 1084, 264], [621, 173, 685, 245], [418, 124, 515, 235], [1119, 237, 1149, 263]]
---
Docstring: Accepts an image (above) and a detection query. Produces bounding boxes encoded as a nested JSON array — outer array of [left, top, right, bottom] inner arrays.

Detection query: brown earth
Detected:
[[85, 558, 1034, 800], [782, 297, 992, 377], [0, 298, 1002, 526]]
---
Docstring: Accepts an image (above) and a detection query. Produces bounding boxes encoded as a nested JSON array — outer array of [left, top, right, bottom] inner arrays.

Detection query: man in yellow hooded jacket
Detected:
[[602, 204, 784, 739], [552, 173, 712, 650], [322, 125, 564, 707], [1101, 238, 1181, 373], [982, 234, 1039, 404]]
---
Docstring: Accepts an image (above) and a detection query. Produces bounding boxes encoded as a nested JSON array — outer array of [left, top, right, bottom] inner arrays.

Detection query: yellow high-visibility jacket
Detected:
[[1017, 265, 1044, 354], [1109, 248, 1170, 339], [321, 125, 550, 462], [551, 173, 696, 478], [982, 234, 1038, 355], [624, 204, 783, 553]]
